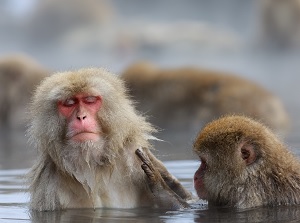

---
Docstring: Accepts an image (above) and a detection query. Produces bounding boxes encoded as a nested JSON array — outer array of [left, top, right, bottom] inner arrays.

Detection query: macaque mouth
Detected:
[[69, 131, 101, 142]]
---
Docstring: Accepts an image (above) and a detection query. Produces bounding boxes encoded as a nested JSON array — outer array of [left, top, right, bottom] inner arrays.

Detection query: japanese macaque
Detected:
[[137, 115, 300, 209], [0, 54, 48, 129], [27, 68, 192, 211], [121, 62, 289, 136], [259, 0, 300, 49]]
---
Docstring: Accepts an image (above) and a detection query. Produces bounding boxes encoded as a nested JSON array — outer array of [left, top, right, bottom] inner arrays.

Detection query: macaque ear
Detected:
[[240, 143, 257, 165]]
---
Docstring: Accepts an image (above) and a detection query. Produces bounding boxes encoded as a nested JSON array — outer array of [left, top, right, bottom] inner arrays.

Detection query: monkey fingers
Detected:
[[141, 163, 155, 178], [136, 148, 166, 188], [135, 148, 155, 172], [136, 149, 189, 209], [141, 163, 158, 191]]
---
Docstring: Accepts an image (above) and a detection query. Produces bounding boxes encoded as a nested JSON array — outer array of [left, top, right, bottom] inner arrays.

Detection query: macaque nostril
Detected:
[[77, 115, 87, 120]]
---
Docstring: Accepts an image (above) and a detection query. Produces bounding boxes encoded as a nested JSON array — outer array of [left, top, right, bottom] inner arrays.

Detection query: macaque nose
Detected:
[[76, 105, 88, 121], [77, 114, 87, 120]]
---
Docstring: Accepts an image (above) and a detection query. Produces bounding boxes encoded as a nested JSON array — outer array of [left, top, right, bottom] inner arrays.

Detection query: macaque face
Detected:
[[192, 118, 259, 203], [57, 93, 102, 142], [193, 144, 254, 200], [194, 157, 208, 200]]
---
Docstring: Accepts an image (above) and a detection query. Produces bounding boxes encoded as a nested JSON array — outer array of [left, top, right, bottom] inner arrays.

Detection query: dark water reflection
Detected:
[[2, 161, 300, 223]]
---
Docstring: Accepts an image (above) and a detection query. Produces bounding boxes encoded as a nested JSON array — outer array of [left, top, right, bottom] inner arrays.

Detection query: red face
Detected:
[[58, 93, 102, 142], [194, 157, 208, 200]]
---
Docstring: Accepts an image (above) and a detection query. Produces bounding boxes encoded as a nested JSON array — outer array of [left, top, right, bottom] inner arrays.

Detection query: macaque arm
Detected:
[[143, 148, 193, 200], [136, 149, 190, 210]]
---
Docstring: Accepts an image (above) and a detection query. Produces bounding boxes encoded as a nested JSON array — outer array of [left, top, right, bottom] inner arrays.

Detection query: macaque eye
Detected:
[[62, 98, 77, 107], [83, 96, 98, 104]]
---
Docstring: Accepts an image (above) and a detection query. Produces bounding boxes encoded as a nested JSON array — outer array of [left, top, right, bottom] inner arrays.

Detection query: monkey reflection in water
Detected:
[[26, 68, 192, 211], [137, 115, 300, 209]]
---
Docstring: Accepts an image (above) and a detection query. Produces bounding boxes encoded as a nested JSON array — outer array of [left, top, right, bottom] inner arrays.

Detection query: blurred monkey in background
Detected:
[[0, 54, 48, 130], [122, 62, 289, 136]]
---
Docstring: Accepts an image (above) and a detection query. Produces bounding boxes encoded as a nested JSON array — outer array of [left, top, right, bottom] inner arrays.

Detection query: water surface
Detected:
[[2, 160, 300, 223]]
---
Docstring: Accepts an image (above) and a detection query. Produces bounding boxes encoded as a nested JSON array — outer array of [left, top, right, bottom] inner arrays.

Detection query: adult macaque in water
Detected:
[[0, 54, 48, 130], [122, 62, 289, 136], [137, 115, 300, 209], [27, 68, 192, 211]]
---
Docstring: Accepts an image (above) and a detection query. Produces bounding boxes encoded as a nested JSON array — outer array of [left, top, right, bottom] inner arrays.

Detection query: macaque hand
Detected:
[[135, 148, 189, 209], [135, 148, 165, 192]]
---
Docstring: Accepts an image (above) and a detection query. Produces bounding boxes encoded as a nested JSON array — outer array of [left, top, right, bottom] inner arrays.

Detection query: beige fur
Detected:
[[27, 68, 180, 211]]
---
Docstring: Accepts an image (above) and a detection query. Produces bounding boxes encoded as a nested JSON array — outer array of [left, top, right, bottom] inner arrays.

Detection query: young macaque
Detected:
[[0, 54, 48, 129], [122, 62, 289, 136], [27, 68, 192, 211], [137, 115, 300, 209]]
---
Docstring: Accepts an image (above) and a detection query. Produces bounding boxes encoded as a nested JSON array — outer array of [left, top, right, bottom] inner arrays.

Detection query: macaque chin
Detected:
[[27, 68, 192, 211]]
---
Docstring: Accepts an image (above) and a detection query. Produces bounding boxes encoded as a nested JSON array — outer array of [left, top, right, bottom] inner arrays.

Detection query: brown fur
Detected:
[[121, 62, 289, 136], [0, 54, 48, 129], [27, 68, 191, 211], [194, 115, 300, 208], [137, 115, 300, 209]]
